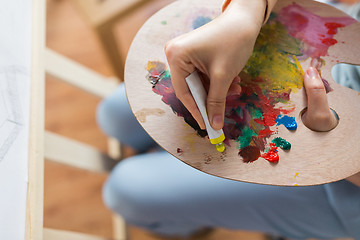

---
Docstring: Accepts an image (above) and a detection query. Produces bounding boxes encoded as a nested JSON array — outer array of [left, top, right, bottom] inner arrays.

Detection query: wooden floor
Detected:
[[44, 1, 350, 240]]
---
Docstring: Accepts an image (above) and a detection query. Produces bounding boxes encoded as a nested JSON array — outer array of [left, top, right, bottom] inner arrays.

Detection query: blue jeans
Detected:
[[96, 3, 360, 239], [97, 84, 360, 239]]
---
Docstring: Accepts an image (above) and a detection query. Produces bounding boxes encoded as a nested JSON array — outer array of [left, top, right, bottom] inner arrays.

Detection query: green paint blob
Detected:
[[238, 126, 257, 149], [161, 20, 167, 25], [272, 137, 291, 150], [247, 104, 263, 119]]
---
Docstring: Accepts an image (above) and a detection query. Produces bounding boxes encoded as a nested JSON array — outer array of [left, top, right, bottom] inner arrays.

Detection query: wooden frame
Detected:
[[25, 1, 127, 237], [25, 0, 129, 239], [25, 0, 46, 239]]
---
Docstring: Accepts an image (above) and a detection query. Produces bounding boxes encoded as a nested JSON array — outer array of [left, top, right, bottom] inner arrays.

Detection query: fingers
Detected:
[[304, 67, 329, 113], [207, 71, 239, 130], [227, 76, 242, 96], [165, 41, 205, 129], [302, 67, 338, 131]]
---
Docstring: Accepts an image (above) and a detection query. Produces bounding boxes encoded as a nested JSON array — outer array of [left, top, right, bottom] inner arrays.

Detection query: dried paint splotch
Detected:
[[135, 108, 165, 123], [185, 8, 219, 30], [146, 3, 356, 163], [168, 8, 220, 39]]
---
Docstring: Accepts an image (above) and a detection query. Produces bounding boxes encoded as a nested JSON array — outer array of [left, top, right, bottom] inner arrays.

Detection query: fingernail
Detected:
[[212, 114, 223, 130], [306, 67, 320, 79]]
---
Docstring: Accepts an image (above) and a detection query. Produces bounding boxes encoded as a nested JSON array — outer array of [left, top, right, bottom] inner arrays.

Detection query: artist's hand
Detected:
[[302, 67, 338, 132], [165, 1, 266, 130]]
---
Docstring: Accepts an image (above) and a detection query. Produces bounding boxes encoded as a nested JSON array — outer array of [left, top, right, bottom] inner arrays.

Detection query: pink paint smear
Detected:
[[278, 3, 356, 58]]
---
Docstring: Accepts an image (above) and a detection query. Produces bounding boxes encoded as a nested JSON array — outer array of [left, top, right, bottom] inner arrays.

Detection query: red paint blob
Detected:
[[239, 146, 261, 163], [321, 38, 338, 46], [261, 143, 279, 163], [258, 128, 273, 138], [325, 22, 345, 34]]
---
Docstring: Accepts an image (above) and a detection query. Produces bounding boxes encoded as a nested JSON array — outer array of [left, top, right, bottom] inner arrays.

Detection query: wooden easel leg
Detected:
[[112, 214, 128, 240], [107, 137, 122, 160], [43, 228, 112, 240], [96, 22, 125, 81]]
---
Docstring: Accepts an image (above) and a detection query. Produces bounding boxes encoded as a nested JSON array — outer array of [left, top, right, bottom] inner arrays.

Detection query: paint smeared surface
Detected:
[[276, 3, 356, 92], [146, 3, 355, 163], [147, 61, 207, 137], [277, 3, 356, 58]]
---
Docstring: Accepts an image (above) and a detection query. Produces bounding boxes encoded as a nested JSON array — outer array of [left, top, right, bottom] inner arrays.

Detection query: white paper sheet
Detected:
[[0, 1, 32, 239]]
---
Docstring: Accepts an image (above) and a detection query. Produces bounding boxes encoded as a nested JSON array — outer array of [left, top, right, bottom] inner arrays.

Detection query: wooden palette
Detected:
[[125, 0, 360, 186]]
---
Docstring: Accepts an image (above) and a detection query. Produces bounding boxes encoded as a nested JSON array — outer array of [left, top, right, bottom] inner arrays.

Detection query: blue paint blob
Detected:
[[192, 16, 212, 29], [276, 115, 297, 130]]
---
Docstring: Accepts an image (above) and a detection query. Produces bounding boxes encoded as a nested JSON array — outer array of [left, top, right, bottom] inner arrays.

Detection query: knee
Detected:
[[96, 99, 120, 137], [332, 64, 360, 91], [96, 84, 134, 137], [102, 177, 132, 219], [97, 85, 157, 152], [102, 156, 152, 220]]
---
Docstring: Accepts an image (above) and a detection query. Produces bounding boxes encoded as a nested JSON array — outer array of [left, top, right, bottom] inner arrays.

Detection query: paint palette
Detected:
[[125, 0, 360, 186]]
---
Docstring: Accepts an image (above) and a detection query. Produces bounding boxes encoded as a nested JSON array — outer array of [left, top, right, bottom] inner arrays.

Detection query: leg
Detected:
[[103, 151, 357, 239], [332, 63, 360, 91], [325, 5, 360, 239], [331, 2, 360, 91], [96, 83, 157, 153]]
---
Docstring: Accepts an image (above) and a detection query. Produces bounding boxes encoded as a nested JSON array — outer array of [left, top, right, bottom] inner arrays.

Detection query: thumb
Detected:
[[207, 73, 235, 130], [302, 67, 338, 131]]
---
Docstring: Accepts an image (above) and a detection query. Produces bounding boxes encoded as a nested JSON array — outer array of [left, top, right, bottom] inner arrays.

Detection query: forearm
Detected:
[[223, 0, 278, 25]]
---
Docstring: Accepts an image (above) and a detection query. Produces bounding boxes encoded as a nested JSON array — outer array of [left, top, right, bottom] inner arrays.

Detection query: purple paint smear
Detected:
[[149, 61, 207, 137]]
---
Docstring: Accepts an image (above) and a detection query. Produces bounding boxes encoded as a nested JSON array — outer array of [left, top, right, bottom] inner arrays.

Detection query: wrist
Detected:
[[223, 0, 278, 24], [222, 0, 266, 34], [223, 0, 267, 27]]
